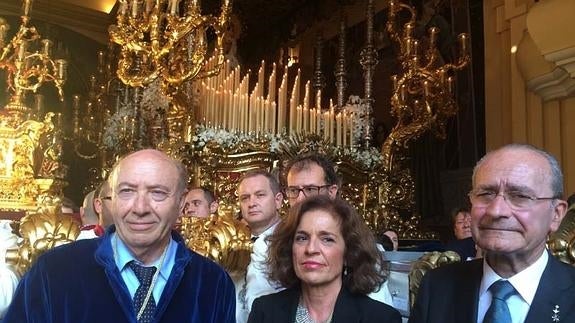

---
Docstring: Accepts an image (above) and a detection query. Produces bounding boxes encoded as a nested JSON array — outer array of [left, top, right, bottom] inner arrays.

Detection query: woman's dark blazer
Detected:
[[247, 286, 402, 323]]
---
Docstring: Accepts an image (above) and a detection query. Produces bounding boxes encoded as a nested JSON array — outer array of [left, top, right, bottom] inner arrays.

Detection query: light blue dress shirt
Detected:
[[112, 233, 177, 302]]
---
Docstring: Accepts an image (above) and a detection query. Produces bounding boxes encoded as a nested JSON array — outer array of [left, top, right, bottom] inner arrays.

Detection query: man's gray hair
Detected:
[[472, 143, 564, 198]]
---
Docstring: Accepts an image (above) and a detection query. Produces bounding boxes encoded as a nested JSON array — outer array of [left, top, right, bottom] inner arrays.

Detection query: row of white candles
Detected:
[[198, 58, 355, 147]]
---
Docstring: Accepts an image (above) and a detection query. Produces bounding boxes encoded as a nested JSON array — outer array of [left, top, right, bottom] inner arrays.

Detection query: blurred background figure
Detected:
[[183, 187, 218, 218], [383, 229, 399, 251], [0, 220, 19, 319], [444, 207, 476, 260], [77, 190, 103, 239], [248, 196, 401, 323]]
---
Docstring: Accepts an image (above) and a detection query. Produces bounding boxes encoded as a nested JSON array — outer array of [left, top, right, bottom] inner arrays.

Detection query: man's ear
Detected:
[[328, 184, 338, 200], [209, 201, 219, 214], [94, 198, 102, 214], [274, 191, 284, 209], [550, 199, 568, 233]]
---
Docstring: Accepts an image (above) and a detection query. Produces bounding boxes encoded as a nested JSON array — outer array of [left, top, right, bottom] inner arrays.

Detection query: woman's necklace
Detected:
[[295, 297, 334, 323], [113, 234, 169, 321]]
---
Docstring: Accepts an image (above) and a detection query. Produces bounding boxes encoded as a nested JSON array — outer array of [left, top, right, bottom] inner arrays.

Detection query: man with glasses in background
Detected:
[[284, 153, 339, 206], [5, 149, 236, 323], [410, 144, 575, 323]]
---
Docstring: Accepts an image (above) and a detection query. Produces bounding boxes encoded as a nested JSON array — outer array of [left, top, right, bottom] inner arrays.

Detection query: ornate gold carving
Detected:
[[5, 201, 79, 276], [549, 205, 575, 265], [109, 0, 232, 89], [408, 250, 460, 309], [178, 215, 251, 273]]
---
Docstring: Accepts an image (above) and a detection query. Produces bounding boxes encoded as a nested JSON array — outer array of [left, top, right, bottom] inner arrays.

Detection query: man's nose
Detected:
[[132, 193, 151, 215]]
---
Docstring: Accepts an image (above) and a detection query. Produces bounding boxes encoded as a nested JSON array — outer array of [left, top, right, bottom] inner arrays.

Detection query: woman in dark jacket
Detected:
[[248, 196, 401, 323]]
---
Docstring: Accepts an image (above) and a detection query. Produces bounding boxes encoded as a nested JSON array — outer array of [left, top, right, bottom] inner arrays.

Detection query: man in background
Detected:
[[235, 169, 284, 323], [183, 187, 218, 218], [284, 153, 339, 206], [77, 190, 104, 239], [444, 207, 476, 260]]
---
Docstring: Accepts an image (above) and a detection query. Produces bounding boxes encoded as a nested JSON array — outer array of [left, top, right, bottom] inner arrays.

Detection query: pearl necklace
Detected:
[[113, 234, 169, 321]]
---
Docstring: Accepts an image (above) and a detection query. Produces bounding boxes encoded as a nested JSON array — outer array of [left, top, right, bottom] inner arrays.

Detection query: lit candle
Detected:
[[40, 39, 52, 56], [35, 94, 44, 118], [131, 0, 139, 18], [56, 59, 67, 82], [170, 0, 180, 15], [336, 112, 342, 146], [429, 27, 439, 46], [23, 0, 31, 17], [447, 76, 454, 94], [0, 19, 8, 44], [459, 33, 468, 55], [18, 41, 27, 60]]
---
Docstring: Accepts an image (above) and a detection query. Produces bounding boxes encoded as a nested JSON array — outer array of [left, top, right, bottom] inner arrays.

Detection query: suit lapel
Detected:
[[525, 255, 575, 323], [332, 287, 360, 323], [454, 259, 483, 323]]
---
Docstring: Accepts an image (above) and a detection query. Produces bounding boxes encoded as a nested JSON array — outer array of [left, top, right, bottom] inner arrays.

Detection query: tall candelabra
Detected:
[[376, 0, 470, 234], [109, 0, 232, 90], [383, 0, 470, 171], [0, 0, 66, 120]]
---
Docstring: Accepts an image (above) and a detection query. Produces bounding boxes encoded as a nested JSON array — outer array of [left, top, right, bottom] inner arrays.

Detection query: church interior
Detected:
[[1, 0, 575, 319]]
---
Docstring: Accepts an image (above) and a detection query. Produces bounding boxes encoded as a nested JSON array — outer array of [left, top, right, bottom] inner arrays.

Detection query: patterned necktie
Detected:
[[483, 280, 515, 323], [129, 261, 157, 323]]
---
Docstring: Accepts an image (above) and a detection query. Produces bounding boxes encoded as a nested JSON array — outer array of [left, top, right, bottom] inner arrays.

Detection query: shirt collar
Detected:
[[113, 232, 176, 281], [480, 250, 548, 305]]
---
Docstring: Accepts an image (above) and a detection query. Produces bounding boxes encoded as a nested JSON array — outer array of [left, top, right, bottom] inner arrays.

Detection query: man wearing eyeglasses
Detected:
[[410, 144, 575, 323], [285, 153, 339, 206], [5, 149, 236, 323], [94, 179, 114, 229]]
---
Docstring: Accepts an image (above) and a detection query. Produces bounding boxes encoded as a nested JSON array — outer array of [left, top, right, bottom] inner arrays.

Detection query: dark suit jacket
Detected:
[[409, 254, 575, 323], [247, 286, 401, 323]]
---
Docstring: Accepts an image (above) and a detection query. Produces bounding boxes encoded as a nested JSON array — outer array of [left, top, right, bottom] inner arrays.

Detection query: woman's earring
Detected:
[[343, 266, 348, 276]]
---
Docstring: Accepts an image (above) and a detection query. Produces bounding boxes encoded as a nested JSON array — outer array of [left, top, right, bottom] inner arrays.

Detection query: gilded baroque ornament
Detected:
[[177, 215, 251, 273], [0, 0, 76, 276], [379, 0, 470, 234]]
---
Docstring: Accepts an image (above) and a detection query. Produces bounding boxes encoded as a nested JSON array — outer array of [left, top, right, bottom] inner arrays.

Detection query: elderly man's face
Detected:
[[470, 148, 566, 265], [110, 150, 185, 264], [286, 163, 337, 206]]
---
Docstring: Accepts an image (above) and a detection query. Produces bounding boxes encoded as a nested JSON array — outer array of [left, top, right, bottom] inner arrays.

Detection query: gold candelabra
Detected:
[[0, 0, 66, 120], [109, 0, 232, 89], [374, 0, 469, 237]]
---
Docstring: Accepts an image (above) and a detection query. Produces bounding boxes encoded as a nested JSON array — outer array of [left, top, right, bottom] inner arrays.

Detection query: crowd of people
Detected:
[[1, 143, 574, 323]]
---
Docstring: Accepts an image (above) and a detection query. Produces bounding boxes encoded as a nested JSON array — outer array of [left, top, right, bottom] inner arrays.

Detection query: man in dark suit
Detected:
[[410, 144, 575, 323]]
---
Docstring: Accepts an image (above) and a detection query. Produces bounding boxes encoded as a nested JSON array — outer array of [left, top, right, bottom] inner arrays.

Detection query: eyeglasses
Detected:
[[284, 185, 331, 199], [99, 196, 112, 201], [468, 190, 557, 210]]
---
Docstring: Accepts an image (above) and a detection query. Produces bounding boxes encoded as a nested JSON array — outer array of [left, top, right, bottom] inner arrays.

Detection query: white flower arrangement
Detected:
[[342, 95, 372, 145], [102, 80, 170, 149], [190, 124, 383, 170]]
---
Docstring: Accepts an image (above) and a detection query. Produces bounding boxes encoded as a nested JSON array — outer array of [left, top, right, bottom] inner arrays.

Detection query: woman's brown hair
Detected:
[[266, 195, 387, 294]]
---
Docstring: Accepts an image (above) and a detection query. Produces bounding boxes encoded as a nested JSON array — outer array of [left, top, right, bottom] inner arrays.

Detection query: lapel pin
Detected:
[[552, 304, 560, 322]]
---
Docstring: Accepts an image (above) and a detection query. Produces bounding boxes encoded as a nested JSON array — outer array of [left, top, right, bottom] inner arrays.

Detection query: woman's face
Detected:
[[292, 209, 346, 289]]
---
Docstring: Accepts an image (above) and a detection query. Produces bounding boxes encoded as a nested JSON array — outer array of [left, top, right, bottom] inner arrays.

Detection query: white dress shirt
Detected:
[[0, 220, 20, 318], [477, 251, 548, 323], [234, 221, 284, 323]]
